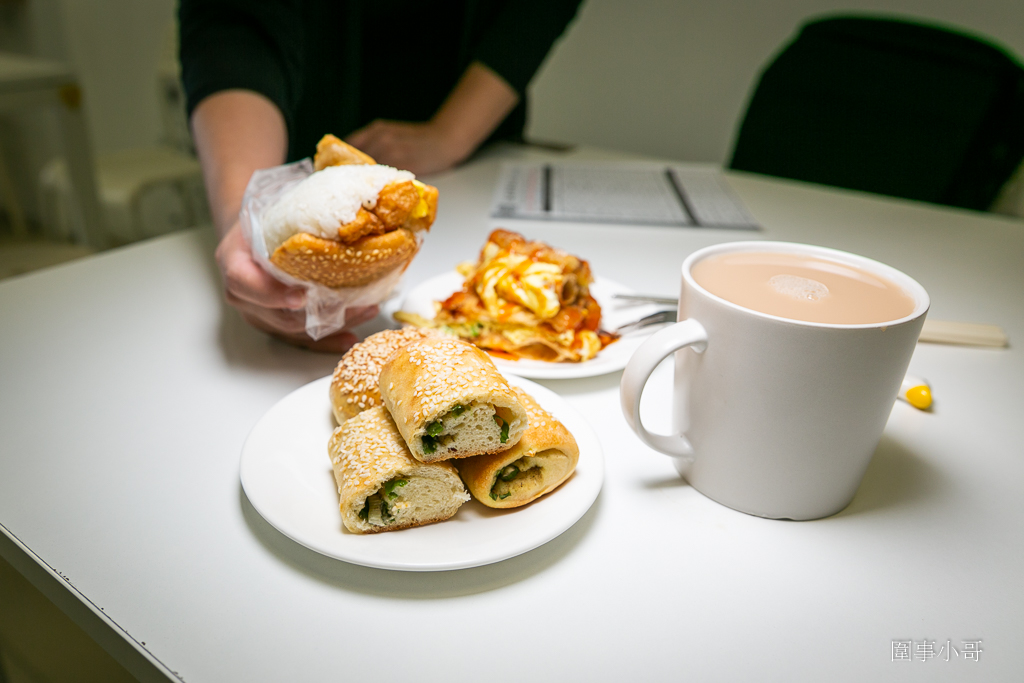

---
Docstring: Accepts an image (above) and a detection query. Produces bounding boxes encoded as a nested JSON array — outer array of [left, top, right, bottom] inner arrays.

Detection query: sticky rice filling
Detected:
[[262, 164, 414, 252]]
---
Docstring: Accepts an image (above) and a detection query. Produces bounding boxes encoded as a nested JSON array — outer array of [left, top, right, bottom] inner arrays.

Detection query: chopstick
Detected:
[[613, 295, 1009, 348], [918, 320, 1008, 347]]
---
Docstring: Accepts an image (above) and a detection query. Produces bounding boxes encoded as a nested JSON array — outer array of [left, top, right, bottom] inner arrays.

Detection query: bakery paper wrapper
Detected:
[[239, 159, 419, 340]]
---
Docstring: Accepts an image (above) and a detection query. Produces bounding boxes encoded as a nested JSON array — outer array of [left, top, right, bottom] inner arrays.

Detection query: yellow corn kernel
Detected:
[[904, 385, 932, 410]]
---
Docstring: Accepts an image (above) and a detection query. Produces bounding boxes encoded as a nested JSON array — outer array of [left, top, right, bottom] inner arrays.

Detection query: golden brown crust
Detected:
[[329, 327, 439, 423], [270, 228, 418, 288], [371, 181, 438, 233], [374, 180, 420, 230], [456, 388, 579, 508], [313, 134, 376, 169], [336, 208, 386, 243], [378, 337, 528, 462]]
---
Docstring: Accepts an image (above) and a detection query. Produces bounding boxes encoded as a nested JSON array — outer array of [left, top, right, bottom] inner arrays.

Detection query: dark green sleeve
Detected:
[[471, 0, 583, 94], [178, 0, 304, 133]]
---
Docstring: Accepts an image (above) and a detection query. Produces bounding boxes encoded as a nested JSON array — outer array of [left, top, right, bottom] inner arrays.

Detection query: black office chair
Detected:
[[729, 16, 1024, 211]]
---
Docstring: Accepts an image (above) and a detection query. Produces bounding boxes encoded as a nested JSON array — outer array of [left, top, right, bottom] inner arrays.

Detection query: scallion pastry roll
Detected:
[[328, 406, 469, 534], [379, 337, 528, 463], [456, 387, 578, 508]]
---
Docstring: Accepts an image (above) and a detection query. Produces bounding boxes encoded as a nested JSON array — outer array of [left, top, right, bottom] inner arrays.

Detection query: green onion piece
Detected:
[[500, 422, 510, 444], [358, 499, 370, 521], [426, 420, 444, 437], [499, 465, 519, 482], [383, 479, 408, 499], [381, 500, 393, 524], [499, 492, 512, 500], [450, 404, 465, 417], [490, 492, 497, 501], [421, 435, 437, 454]]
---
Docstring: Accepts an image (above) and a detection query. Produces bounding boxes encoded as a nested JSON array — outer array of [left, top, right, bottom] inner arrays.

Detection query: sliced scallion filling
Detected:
[[493, 414, 510, 443], [359, 478, 406, 525], [499, 465, 519, 482], [359, 494, 391, 525], [421, 404, 471, 453], [490, 464, 521, 500], [383, 479, 407, 499], [489, 455, 545, 501]]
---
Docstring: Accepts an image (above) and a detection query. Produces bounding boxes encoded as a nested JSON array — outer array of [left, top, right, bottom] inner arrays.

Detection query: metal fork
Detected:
[[613, 294, 679, 306], [615, 309, 677, 334]]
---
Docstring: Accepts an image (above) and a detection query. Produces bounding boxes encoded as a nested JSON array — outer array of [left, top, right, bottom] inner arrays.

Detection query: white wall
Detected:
[[527, 0, 1024, 164]]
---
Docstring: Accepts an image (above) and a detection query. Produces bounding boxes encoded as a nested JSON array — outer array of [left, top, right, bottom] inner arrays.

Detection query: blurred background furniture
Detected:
[[34, 21, 206, 247], [0, 51, 102, 245], [39, 146, 206, 246], [729, 16, 1024, 212], [990, 159, 1024, 217]]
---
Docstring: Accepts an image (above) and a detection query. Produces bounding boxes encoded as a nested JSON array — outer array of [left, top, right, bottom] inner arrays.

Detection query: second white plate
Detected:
[[395, 271, 665, 379]]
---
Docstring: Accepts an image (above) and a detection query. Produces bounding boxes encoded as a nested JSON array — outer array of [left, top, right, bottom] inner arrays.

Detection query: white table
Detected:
[[1, 146, 1021, 682]]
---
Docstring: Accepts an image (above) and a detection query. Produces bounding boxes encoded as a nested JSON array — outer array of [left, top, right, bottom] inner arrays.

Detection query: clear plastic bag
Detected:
[[239, 159, 420, 340]]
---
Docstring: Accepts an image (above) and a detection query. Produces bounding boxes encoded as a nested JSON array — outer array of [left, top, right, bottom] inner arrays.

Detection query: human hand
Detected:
[[346, 62, 519, 176], [346, 120, 467, 176], [215, 222, 378, 352]]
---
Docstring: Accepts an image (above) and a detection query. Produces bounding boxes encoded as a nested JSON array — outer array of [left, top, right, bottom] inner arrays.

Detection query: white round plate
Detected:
[[394, 271, 665, 379], [240, 375, 603, 571]]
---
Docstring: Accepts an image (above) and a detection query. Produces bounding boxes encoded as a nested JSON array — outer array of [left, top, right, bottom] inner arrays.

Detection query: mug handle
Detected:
[[620, 319, 708, 459]]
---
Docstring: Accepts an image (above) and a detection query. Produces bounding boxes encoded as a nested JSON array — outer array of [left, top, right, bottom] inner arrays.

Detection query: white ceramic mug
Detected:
[[620, 241, 929, 520]]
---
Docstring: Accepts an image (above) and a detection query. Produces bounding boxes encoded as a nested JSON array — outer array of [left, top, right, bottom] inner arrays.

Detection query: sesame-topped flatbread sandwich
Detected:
[[263, 134, 438, 288]]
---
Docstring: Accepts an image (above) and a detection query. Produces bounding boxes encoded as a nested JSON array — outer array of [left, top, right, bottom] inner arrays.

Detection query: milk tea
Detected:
[[691, 251, 916, 324]]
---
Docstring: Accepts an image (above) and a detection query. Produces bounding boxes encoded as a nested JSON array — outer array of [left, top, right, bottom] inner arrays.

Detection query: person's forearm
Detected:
[[431, 61, 519, 164], [190, 90, 288, 236]]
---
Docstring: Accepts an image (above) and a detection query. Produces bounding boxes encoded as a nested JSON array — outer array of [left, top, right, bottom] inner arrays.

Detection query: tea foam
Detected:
[[769, 274, 829, 301]]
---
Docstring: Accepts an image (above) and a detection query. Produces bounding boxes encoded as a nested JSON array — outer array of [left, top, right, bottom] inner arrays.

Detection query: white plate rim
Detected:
[[394, 272, 664, 379], [240, 375, 604, 571]]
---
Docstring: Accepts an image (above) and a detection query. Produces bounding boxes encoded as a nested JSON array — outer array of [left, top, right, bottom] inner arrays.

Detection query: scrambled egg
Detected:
[[477, 255, 563, 320], [410, 180, 431, 219], [417, 230, 616, 363]]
